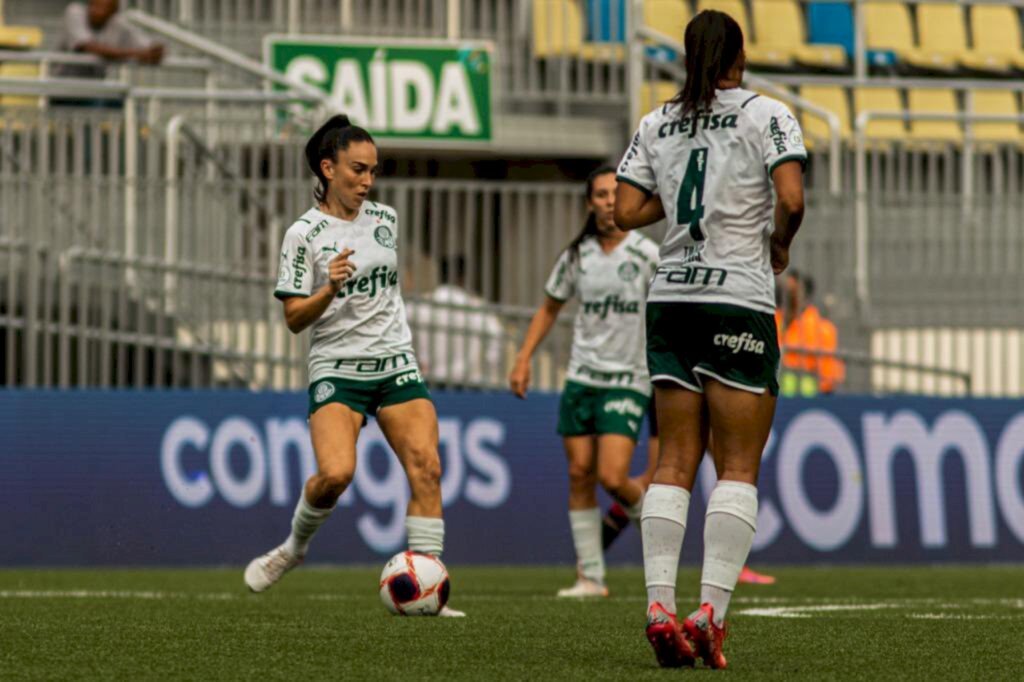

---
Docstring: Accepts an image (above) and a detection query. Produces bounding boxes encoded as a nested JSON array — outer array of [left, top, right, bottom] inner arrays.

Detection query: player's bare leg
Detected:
[[597, 433, 645, 522], [378, 398, 464, 617], [245, 402, 362, 592], [602, 434, 659, 549], [684, 380, 775, 669], [557, 435, 607, 598], [643, 385, 707, 667]]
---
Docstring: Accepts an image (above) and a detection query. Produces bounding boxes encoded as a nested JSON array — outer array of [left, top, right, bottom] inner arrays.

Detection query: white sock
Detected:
[[701, 481, 758, 626], [625, 494, 644, 526], [284, 492, 334, 557], [406, 516, 445, 557], [569, 508, 605, 584], [641, 484, 691, 614]]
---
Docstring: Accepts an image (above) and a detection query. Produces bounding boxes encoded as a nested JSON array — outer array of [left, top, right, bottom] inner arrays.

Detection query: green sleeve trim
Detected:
[[615, 175, 654, 197], [767, 154, 807, 176], [544, 288, 569, 303], [274, 290, 310, 300]]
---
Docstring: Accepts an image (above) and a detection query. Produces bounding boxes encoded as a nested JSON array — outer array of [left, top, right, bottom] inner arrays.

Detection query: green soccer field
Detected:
[[1, 566, 1022, 680]]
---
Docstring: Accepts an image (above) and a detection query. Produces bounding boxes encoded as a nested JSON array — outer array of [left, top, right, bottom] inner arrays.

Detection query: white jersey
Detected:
[[617, 88, 806, 314], [544, 231, 660, 395], [274, 203, 418, 383]]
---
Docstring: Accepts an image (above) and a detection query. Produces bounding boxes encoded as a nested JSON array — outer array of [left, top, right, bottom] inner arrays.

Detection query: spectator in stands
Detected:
[[781, 272, 845, 394], [54, 0, 164, 80], [406, 255, 504, 388]]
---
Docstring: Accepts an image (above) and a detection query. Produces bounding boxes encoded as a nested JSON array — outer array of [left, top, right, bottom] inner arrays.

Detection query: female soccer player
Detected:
[[244, 114, 463, 617], [615, 10, 805, 668], [509, 166, 660, 598]]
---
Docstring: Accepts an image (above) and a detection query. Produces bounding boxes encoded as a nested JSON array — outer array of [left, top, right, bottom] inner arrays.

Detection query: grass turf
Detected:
[[1, 566, 1022, 680]]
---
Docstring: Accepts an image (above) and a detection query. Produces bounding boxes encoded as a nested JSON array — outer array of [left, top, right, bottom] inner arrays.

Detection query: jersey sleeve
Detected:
[[274, 226, 314, 300], [543, 249, 577, 302], [617, 120, 657, 196], [760, 101, 808, 176]]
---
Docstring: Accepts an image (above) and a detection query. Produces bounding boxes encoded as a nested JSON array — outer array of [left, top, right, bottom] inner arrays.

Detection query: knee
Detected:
[[598, 469, 629, 495], [406, 448, 442, 490], [567, 463, 596, 490], [317, 467, 353, 495]]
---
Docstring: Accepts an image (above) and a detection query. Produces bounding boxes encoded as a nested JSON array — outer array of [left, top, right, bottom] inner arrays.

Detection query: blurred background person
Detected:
[[54, 0, 164, 82], [780, 271, 845, 396]]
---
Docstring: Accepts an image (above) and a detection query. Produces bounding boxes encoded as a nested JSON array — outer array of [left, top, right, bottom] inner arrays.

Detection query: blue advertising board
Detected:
[[1, 391, 1023, 566]]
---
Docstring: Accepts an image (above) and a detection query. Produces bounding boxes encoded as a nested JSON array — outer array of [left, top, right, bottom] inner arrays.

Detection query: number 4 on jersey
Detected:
[[676, 148, 708, 242]]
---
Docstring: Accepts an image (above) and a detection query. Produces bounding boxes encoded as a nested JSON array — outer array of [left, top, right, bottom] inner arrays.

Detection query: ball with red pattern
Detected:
[[379, 551, 451, 616]]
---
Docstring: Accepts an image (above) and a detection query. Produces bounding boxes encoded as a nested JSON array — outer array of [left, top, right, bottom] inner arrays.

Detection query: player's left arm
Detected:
[[615, 184, 665, 230], [763, 104, 807, 274], [614, 123, 664, 230]]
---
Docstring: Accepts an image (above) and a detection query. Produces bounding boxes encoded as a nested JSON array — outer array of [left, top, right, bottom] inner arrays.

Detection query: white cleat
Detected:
[[438, 605, 466, 618], [244, 544, 303, 593], [556, 578, 609, 599]]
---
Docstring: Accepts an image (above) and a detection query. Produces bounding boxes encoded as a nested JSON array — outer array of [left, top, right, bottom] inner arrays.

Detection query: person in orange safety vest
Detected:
[[779, 272, 845, 395]]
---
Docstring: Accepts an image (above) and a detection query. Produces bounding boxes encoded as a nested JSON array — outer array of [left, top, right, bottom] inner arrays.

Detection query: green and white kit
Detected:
[[274, 203, 429, 414], [545, 231, 659, 439], [618, 89, 804, 395], [617, 88, 806, 315]]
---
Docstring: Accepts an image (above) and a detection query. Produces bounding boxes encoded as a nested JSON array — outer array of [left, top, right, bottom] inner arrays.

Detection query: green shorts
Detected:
[[646, 301, 780, 396], [308, 370, 431, 417], [557, 380, 650, 440]]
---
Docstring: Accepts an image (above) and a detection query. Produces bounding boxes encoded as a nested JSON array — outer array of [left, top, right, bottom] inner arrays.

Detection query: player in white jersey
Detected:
[[614, 11, 805, 668], [509, 167, 660, 598], [244, 115, 463, 617]]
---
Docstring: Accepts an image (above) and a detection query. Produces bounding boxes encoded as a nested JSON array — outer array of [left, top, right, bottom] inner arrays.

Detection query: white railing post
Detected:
[[447, 0, 461, 40], [124, 92, 138, 289], [165, 115, 186, 313], [854, 111, 870, 319], [854, 0, 867, 80]]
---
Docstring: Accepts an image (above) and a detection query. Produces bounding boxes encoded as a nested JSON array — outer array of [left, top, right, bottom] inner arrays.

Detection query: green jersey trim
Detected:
[[274, 290, 310, 300], [767, 153, 808, 176], [615, 174, 654, 197]]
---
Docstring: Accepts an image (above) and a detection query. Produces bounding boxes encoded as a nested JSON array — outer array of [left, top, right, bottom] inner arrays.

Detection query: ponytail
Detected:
[[304, 114, 376, 204], [566, 165, 616, 264], [669, 10, 744, 116]]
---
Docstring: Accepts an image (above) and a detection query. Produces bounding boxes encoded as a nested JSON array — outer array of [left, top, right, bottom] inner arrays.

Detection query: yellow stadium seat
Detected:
[[532, 0, 624, 61], [0, 62, 41, 108], [799, 85, 851, 149], [638, 80, 678, 121], [864, 1, 956, 72], [970, 6, 1024, 71], [697, 0, 791, 69], [643, 0, 690, 43], [853, 87, 905, 141], [907, 88, 962, 143], [752, 0, 846, 70], [917, 3, 1009, 74], [967, 90, 1022, 144], [0, 25, 43, 49]]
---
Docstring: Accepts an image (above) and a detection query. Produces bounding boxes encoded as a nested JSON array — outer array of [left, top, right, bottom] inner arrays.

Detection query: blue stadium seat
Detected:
[[586, 0, 627, 42], [806, 2, 896, 68]]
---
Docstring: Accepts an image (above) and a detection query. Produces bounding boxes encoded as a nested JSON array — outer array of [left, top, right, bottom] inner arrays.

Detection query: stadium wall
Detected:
[[2, 391, 1023, 566]]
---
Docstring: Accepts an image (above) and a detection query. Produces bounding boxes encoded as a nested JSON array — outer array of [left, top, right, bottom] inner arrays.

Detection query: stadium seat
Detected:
[[917, 3, 1009, 75], [853, 87, 905, 141], [0, 61, 41, 107], [907, 88, 962, 144], [643, 0, 689, 43], [864, 1, 956, 72], [638, 80, 678, 119], [798, 85, 851, 148], [532, 0, 623, 61], [967, 90, 1022, 144], [751, 0, 846, 70], [806, 2, 896, 68], [0, 24, 43, 49], [696, 0, 790, 69], [970, 5, 1024, 72]]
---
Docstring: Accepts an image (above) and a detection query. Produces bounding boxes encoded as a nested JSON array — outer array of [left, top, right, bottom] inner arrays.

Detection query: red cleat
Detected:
[[645, 602, 696, 668], [738, 565, 776, 585], [683, 603, 729, 669]]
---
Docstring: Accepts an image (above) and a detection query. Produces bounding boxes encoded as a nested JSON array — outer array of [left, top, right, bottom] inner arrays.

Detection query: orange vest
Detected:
[[782, 305, 845, 393]]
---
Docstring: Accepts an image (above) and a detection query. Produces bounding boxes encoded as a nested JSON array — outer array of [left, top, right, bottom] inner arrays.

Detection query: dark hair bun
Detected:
[[305, 114, 353, 174]]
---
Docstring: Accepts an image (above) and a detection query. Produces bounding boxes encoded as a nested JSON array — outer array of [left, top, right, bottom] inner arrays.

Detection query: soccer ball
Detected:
[[378, 551, 451, 616]]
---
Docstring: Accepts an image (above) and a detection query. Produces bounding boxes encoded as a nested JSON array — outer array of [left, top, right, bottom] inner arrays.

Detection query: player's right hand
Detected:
[[509, 360, 530, 399], [328, 249, 357, 293]]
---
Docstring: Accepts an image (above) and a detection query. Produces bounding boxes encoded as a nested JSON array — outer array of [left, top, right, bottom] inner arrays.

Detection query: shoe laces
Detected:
[[263, 547, 294, 574]]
